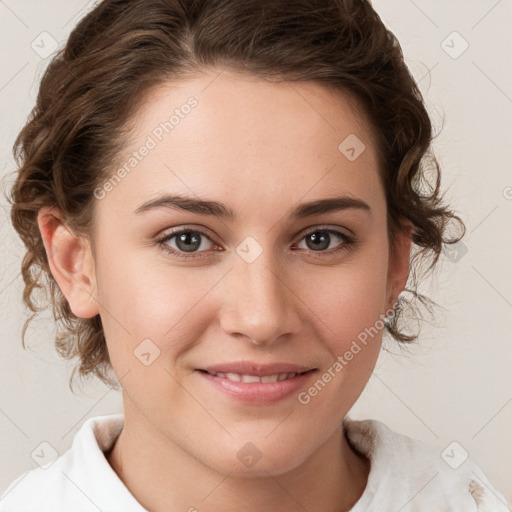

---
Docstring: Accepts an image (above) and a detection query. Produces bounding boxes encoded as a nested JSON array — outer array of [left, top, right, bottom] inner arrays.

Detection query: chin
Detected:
[[204, 440, 312, 479]]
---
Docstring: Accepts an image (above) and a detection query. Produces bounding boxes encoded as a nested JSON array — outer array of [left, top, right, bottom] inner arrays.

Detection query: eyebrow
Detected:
[[133, 193, 372, 220]]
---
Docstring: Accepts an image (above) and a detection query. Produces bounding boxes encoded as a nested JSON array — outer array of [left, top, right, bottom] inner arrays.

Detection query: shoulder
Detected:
[[344, 417, 511, 512], [0, 414, 144, 512]]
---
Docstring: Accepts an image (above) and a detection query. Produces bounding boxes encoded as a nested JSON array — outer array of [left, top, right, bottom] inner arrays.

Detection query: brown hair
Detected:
[[8, 0, 464, 390]]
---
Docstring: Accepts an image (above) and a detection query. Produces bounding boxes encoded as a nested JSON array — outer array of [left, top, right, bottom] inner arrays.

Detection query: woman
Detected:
[[1, 0, 509, 510]]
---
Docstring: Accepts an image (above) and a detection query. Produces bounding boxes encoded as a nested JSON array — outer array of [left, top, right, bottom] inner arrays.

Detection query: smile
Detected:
[[197, 367, 317, 404], [204, 371, 307, 383]]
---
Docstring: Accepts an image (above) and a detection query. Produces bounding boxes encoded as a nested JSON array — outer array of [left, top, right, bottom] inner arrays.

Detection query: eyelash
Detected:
[[156, 226, 355, 261]]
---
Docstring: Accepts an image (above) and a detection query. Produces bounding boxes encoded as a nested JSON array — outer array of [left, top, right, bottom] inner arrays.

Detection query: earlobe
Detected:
[[37, 206, 99, 319]]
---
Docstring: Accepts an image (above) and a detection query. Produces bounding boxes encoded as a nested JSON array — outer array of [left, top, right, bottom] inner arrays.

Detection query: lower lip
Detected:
[[197, 370, 316, 404]]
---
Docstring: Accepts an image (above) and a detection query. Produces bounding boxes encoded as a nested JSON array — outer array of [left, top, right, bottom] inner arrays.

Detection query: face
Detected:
[[53, 70, 410, 477]]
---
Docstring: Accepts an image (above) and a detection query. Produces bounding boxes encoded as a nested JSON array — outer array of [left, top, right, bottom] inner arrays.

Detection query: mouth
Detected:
[[195, 362, 317, 404], [198, 369, 312, 383]]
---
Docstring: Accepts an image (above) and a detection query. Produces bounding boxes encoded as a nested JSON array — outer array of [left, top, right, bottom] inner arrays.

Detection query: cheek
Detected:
[[291, 260, 387, 433], [301, 245, 389, 352], [94, 248, 222, 364]]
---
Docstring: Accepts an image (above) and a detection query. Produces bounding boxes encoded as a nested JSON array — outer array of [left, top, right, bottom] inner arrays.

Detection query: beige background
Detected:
[[1, 0, 511, 504]]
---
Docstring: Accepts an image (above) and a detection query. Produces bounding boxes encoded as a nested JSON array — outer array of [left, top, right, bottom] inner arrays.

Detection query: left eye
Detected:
[[295, 229, 349, 252]]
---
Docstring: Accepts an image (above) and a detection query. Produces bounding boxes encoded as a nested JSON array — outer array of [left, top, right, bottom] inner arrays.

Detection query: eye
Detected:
[[294, 228, 354, 256], [156, 228, 219, 260]]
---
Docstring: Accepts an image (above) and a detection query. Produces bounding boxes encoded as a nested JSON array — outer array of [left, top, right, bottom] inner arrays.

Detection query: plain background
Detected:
[[1, 0, 511, 504]]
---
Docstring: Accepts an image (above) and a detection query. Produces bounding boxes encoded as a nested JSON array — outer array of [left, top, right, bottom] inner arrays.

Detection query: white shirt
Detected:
[[0, 414, 509, 512]]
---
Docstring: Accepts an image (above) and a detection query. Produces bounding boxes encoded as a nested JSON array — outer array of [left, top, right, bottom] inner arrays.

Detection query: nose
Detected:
[[218, 249, 303, 347]]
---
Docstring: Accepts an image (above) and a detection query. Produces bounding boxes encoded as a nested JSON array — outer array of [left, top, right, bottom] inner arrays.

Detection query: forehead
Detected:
[[100, 70, 383, 219]]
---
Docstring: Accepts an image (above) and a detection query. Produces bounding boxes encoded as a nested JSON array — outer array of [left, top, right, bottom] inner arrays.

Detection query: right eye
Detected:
[[156, 228, 221, 260]]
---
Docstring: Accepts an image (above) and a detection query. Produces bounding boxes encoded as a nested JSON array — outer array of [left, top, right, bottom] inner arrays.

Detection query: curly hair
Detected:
[[8, 0, 465, 390]]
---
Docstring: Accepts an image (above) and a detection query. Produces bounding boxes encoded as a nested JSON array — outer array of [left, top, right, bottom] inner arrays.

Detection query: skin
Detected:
[[38, 69, 412, 512]]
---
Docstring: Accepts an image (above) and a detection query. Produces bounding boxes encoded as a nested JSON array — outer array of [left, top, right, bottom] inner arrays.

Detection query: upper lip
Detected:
[[199, 362, 316, 376]]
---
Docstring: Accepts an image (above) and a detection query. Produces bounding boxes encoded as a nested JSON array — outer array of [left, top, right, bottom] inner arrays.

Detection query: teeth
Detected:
[[211, 372, 299, 382], [241, 374, 261, 383]]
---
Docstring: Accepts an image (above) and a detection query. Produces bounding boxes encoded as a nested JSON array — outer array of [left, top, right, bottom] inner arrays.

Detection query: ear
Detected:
[[37, 206, 99, 319], [385, 219, 413, 312]]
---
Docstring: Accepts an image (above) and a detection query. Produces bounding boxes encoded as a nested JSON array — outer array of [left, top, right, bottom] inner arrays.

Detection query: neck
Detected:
[[106, 401, 369, 512]]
